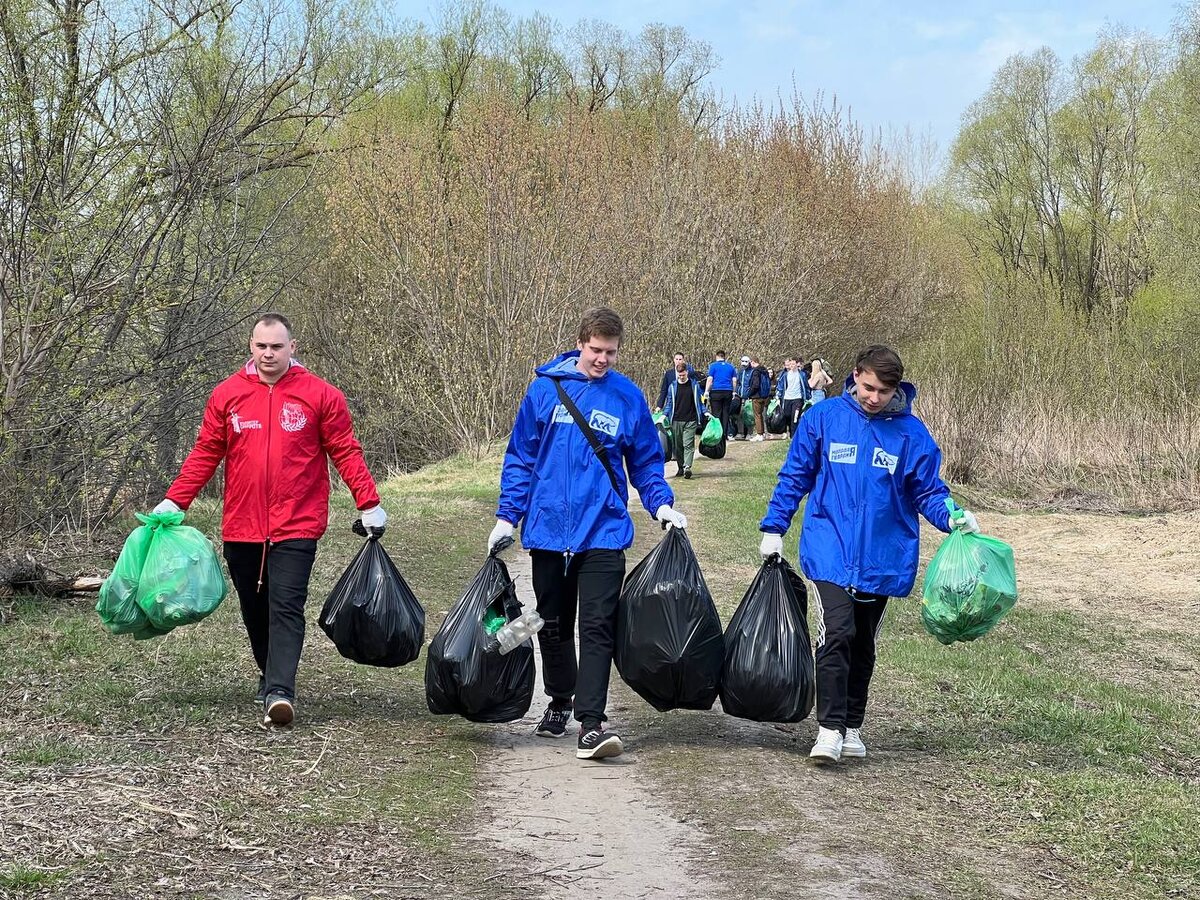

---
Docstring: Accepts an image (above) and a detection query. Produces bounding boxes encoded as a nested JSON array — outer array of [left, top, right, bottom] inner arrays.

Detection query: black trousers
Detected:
[[224, 539, 318, 701], [782, 397, 805, 437], [811, 580, 888, 734], [708, 389, 733, 439], [530, 549, 626, 727]]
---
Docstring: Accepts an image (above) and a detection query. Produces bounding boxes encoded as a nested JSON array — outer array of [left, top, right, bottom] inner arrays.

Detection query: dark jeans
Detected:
[[224, 539, 318, 701], [708, 389, 733, 440], [811, 580, 889, 734], [781, 397, 805, 437], [530, 548, 626, 727]]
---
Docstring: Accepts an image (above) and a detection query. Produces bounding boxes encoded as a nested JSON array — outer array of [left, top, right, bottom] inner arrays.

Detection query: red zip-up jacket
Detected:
[[166, 360, 380, 542]]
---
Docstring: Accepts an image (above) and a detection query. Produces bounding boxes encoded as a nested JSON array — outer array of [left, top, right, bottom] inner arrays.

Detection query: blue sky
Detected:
[[462, 1, 1180, 157]]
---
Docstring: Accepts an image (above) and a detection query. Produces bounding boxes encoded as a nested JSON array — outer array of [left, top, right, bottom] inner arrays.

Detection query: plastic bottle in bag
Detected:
[[487, 610, 545, 655]]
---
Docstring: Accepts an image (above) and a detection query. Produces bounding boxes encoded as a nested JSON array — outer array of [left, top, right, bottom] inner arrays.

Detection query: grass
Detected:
[[0, 867, 65, 891], [672, 439, 1199, 900], [0, 453, 508, 898], [4, 442, 1197, 899]]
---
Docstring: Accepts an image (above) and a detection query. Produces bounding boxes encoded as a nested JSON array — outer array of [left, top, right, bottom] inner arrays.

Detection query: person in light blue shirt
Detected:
[[758, 345, 980, 764], [703, 351, 738, 443]]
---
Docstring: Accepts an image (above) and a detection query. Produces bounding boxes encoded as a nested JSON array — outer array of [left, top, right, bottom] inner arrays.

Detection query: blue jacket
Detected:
[[737, 365, 754, 398], [657, 364, 697, 408], [662, 376, 706, 425], [499, 351, 674, 553], [776, 369, 811, 402], [759, 376, 953, 597]]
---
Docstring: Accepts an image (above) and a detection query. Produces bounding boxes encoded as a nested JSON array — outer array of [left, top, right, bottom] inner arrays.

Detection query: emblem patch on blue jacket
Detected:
[[588, 409, 620, 437], [829, 443, 858, 464], [872, 447, 898, 474], [552, 404, 574, 424]]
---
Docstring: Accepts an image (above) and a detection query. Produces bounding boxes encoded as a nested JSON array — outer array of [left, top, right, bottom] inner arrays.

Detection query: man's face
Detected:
[[249, 321, 295, 381], [853, 366, 898, 414], [577, 334, 620, 378], [785, 359, 797, 372], [674, 354, 687, 373]]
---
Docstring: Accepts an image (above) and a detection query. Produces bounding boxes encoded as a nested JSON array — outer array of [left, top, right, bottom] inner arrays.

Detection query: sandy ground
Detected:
[[479, 550, 719, 899]]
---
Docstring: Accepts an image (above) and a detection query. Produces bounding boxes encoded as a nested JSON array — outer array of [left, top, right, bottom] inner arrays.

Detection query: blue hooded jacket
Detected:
[[759, 375, 953, 597], [662, 375, 705, 424], [499, 351, 674, 553]]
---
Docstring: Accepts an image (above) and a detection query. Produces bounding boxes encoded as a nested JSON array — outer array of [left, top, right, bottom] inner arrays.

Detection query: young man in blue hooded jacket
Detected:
[[758, 345, 980, 763], [489, 307, 687, 760]]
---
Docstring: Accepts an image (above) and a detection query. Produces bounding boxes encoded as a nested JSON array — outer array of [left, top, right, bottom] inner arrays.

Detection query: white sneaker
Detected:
[[750, 434, 764, 442], [809, 726, 843, 762], [842, 728, 867, 758]]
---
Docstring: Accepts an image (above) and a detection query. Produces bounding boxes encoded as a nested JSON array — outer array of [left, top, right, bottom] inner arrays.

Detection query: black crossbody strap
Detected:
[[552, 378, 621, 495]]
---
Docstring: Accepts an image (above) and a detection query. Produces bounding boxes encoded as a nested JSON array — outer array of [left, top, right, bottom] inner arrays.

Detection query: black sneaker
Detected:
[[672, 468, 684, 478], [263, 692, 294, 727], [683, 468, 693, 479], [535, 705, 572, 738], [577, 725, 623, 760]]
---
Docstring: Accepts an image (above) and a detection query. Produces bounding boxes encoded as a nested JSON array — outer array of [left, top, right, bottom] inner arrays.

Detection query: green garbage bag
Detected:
[[135, 512, 227, 630], [96, 517, 170, 639], [651, 410, 667, 428], [699, 415, 723, 447], [742, 401, 755, 429], [921, 500, 1017, 645]]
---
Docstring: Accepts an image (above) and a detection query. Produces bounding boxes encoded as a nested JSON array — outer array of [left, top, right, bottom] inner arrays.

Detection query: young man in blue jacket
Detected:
[[490, 307, 687, 760], [661, 357, 706, 478], [758, 345, 980, 763]]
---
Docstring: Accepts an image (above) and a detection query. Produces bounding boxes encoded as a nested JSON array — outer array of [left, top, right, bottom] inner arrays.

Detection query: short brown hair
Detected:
[[854, 345, 904, 387], [252, 312, 293, 337], [577, 307, 624, 345]]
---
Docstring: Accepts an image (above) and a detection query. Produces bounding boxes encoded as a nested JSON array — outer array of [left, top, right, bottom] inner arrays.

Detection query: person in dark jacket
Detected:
[[758, 345, 980, 764], [655, 352, 696, 411], [746, 355, 772, 441], [491, 307, 688, 760], [661, 357, 706, 478], [730, 355, 754, 440], [153, 313, 387, 728]]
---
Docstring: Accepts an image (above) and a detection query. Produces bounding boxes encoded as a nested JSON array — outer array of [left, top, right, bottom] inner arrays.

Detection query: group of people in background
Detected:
[[654, 349, 837, 474]]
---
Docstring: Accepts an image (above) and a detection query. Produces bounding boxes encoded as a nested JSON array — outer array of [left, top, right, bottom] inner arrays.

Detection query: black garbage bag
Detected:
[[766, 399, 789, 434], [615, 528, 724, 711], [658, 422, 674, 463], [720, 555, 815, 723], [697, 434, 726, 459], [319, 538, 426, 667], [425, 550, 535, 723]]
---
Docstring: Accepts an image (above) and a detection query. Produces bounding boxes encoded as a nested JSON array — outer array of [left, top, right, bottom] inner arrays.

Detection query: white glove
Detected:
[[360, 505, 387, 532], [152, 499, 181, 516], [488, 519, 515, 552], [950, 509, 980, 534], [759, 533, 784, 559], [655, 505, 688, 530]]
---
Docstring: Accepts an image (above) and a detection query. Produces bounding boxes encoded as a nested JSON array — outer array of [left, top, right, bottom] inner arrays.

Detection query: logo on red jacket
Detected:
[[279, 401, 308, 433]]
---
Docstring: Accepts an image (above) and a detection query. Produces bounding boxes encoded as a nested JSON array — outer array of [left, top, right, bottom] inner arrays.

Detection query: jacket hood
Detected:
[[238, 358, 308, 384], [535, 350, 592, 381], [842, 372, 916, 418]]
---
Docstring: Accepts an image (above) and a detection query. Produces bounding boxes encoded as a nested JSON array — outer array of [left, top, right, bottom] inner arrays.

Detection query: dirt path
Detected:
[[479, 549, 719, 899]]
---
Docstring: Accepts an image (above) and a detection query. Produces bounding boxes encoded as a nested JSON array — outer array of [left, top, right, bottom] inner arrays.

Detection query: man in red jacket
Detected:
[[153, 313, 386, 727]]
